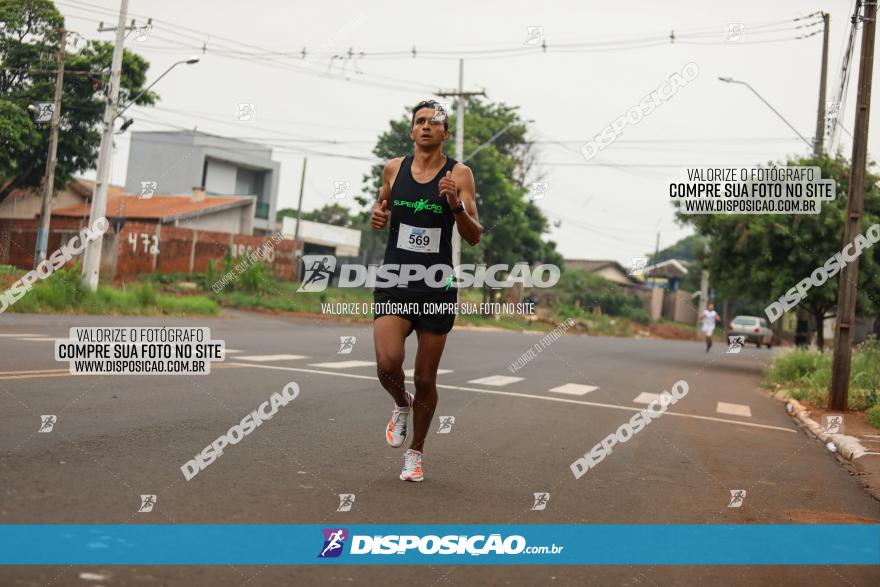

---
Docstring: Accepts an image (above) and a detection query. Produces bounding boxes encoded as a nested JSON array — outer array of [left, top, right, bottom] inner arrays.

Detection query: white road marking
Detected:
[[224, 349, 244, 354], [237, 354, 309, 362], [404, 368, 452, 376], [231, 363, 796, 434], [716, 402, 752, 418], [549, 383, 599, 396], [0, 372, 74, 381], [0, 368, 68, 375], [18, 337, 57, 342], [468, 375, 524, 386], [309, 360, 374, 369], [633, 392, 662, 404], [0, 333, 38, 337]]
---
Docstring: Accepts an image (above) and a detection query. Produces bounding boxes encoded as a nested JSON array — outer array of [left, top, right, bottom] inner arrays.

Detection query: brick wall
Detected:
[[0, 219, 301, 282]]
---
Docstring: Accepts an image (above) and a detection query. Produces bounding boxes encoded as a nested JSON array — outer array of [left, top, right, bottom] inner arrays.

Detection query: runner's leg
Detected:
[[409, 328, 448, 453], [374, 315, 413, 406]]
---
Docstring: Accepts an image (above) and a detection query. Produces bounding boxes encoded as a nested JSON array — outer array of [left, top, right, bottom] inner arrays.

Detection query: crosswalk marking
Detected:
[[238, 354, 309, 362], [404, 368, 452, 377], [633, 392, 662, 404], [233, 362, 797, 434], [309, 360, 374, 369], [716, 402, 752, 417], [467, 375, 524, 386], [549, 383, 599, 396]]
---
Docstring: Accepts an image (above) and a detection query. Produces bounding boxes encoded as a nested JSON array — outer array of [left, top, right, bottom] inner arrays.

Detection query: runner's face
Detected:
[[411, 107, 449, 148]]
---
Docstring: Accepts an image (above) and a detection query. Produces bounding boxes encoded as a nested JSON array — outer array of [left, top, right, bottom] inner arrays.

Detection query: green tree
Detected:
[[277, 203, 355, 227], [355, 98, 563, 282], [650, 234, 705, 292], [1, 0, 156, 201], [557, 268, 646, 320], [677, 154, 880, 350], [650, 233, 705, 264]]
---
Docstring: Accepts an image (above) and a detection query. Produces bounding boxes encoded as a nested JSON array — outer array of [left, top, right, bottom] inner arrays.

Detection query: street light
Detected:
[[116, 55, 200, 118], [463, 118, 534, 162], [718, 76, 813, 150], [82, 49, 200, 292]]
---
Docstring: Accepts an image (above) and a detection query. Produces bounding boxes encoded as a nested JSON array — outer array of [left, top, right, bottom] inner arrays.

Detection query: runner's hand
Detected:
[[439, 171, 460, 207], [372, 199, 390, 229]]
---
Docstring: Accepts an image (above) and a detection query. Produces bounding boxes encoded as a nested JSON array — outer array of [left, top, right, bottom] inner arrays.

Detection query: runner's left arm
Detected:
[[444, 164, 482, 246]]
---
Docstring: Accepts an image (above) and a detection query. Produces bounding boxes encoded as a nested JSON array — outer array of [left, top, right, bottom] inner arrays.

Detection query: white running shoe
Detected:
[[385, 392, 414, 448], [400, 449, 424, 482]]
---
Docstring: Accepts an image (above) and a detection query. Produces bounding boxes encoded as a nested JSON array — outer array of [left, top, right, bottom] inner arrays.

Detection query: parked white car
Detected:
[[726, 315, 774, 348]]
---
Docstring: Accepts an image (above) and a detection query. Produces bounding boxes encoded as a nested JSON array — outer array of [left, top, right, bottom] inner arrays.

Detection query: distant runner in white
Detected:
[[702, 303, 720, 353]]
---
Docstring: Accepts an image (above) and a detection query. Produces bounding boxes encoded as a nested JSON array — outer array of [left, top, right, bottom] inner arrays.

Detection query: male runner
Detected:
[[371, 100, 482, 482], [701, 302, 720, 353]]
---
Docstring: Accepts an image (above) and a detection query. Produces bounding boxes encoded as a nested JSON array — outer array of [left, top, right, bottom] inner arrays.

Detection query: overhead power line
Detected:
[[58, 0, 821, 65]]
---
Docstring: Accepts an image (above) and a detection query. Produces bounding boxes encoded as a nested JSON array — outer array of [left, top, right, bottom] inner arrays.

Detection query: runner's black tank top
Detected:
[[379, 155, 458, 294]]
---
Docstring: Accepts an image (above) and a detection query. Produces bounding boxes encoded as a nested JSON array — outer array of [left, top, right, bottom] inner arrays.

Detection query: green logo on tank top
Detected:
[[393, 198, 443, 215]]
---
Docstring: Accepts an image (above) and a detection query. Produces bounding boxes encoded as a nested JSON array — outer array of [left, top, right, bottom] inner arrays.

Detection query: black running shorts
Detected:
[[373, 288, 458, 335]]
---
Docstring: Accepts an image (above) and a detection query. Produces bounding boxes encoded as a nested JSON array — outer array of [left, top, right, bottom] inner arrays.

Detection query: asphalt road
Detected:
[[1, 309, 878, 586]]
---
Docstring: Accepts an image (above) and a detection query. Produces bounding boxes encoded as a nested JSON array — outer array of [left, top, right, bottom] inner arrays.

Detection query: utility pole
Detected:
[[294, 157, 307, 243], [826, 1, 863, 152], [81, 0, 129, 292], [34, 28, 67, 267], [436, 59, 485, 269], [830, 1, 876, 411], [293, 156, 307, 282], [814, 12, 831, 156]]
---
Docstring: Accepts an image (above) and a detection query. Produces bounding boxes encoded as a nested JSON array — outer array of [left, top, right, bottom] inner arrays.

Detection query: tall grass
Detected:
[[1, 264, 218, 316], [765, 339, 880, 411], [201, 255, 272, 294]]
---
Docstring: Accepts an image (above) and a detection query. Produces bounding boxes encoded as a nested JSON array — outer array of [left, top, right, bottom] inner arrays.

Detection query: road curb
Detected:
[[785, 398, 868, 460]]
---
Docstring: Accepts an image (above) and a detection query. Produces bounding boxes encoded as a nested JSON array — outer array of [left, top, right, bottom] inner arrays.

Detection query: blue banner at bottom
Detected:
[[0, 525, 877, 565]]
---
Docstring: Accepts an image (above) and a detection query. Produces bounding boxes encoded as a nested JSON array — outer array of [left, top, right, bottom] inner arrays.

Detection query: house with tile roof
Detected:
[[51, 186, 255, 235]]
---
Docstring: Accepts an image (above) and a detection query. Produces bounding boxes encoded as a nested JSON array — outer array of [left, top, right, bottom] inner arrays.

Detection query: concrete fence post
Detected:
[[190, 230, 198, 274]]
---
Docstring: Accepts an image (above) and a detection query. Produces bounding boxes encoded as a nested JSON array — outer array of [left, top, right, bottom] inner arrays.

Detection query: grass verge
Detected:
[[764, 339, 880, 428], [2, 260, 699, 338], [0, 264, 218, 316]]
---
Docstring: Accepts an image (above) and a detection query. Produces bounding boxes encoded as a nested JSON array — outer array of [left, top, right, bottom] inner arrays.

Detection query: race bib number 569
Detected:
[[397, 223, 440, 254]]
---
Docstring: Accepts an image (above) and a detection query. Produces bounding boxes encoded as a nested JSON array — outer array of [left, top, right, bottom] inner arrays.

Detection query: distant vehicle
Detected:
[[727, 315, 773, 348]]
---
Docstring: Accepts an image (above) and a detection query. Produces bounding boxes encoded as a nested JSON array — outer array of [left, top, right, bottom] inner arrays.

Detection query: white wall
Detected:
[[204, 159, 238, 195], [174, 206, 251, 235]]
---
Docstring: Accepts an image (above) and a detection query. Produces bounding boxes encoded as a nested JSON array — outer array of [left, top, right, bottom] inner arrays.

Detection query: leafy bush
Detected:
[[867, 405, 880, 429], [557, 269, 646, 318], [620, 305, 651, 324], [237, 260, 270, 293]]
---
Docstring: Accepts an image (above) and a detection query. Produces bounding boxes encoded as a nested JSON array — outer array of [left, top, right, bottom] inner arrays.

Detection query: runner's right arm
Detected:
[[371, 158, 402, 230]]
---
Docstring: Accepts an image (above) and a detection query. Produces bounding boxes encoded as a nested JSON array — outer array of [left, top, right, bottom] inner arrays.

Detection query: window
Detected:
[[732, 317, 756, 326]]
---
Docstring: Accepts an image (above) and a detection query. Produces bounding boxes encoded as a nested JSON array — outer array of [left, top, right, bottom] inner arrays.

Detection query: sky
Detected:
[[55, 0, 877, 266]]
